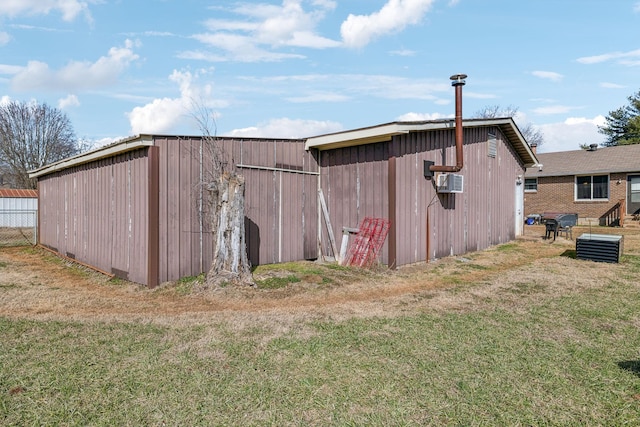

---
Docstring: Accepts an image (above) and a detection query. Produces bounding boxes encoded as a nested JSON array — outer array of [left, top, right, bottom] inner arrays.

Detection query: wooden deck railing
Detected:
[[600, 198, 625, 227]]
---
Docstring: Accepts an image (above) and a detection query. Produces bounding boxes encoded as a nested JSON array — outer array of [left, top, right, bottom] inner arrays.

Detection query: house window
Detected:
[[576, 175, 609, 200], [524, 178, 537, 192]]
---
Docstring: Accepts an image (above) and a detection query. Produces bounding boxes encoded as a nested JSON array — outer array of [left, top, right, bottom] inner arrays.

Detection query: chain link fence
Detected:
[[0, 210, 37, 247]]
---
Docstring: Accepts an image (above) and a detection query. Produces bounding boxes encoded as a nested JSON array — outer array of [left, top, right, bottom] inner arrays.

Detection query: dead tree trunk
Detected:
[[205, 171, 254, 287], [190, 100, 254, 287]]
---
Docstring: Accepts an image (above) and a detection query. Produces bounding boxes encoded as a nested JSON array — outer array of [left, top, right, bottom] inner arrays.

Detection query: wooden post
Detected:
[[318, 188, 338, 259]]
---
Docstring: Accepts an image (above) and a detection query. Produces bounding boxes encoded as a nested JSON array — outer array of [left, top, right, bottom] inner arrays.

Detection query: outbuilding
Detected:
[[29, 78, 538, 287], [310, 116, 537, 268]]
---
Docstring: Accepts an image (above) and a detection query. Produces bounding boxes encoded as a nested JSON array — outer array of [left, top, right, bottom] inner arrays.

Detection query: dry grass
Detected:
[[3, 225, 640, 425], [1, 224, 638, 333]]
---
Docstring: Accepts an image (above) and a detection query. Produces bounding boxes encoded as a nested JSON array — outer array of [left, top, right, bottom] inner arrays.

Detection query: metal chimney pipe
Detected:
[[430, 73, 467, 173]]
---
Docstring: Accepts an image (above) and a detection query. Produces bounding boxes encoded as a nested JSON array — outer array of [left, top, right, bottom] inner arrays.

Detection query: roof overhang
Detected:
[[305, 118, 539, 167], [29, 135, 154, 179]]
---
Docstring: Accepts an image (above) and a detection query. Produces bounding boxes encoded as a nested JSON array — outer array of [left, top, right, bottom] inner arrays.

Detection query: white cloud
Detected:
[[286, 92, 350, 103], [312, 0, 337, 8], [533, 105, 577, 115], [0, 31, 10, 45], [397, 112, 451, 121], [127, 68, 226, 135], [465, 91, 498, 100], [341, 0, 436, 48], [634, 2, 640, 12], [538, 116, 606, 153], [0, 0, 92, 22], [389, 49, 416, 57], [577, 49, 640, 65], [226, 118, 343, 139], [236, 73, 453, 102], [531, 70, 563, 82], [0, 64, 22, 74], [11, 39, 140, 92], [187, 0, 339, 62], [189, 33, 306, 62], [600, 82, 625, 89], [58, 94, 80, 109]]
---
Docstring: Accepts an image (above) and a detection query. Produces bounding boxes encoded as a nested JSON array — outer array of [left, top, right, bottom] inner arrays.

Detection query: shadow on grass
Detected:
[[560, 249, 577, 259], [618, 360, 640, 377]]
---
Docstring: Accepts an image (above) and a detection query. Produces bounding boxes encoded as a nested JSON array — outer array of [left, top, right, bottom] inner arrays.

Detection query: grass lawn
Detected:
[[2, 233, 640, 425]]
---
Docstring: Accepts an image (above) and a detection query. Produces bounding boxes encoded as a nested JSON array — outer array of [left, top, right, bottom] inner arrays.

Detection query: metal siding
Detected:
[[243, 167, 264, 266], [320, 142, 389, 262], [128, 150, 149, 284], [322, 127, 526, 267], [111, 153, 129, 276], [178, 140, 193, 279], [36, 149, 150, 283], [190, 139, 203, 275], [167, 140, 181, 281], [0, 197, 37, 210], [152, 137, 316, 281], [37, 135, 317, 285]]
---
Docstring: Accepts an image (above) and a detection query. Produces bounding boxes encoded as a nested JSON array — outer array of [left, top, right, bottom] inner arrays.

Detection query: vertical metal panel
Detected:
[[152, 136, 316, 282], [37, 136, 317, 285], [416, 126, 522, 263], [128, 149, 150, 285], [319, 142, 389, 261], [317, 126, 528, 267], [36, 148, 150, 284], [111, 153, 129, 276]]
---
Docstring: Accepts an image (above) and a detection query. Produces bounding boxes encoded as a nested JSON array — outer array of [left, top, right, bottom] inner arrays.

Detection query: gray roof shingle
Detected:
[[525, 144, 640, 177]]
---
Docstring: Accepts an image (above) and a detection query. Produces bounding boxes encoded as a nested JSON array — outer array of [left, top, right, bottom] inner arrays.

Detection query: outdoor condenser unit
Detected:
[[436, 173, 464, 193]]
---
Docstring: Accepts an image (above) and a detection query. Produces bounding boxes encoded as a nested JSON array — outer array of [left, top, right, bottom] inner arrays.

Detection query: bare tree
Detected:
[[190, 101, 254, 287], [474, 105, 544, 147], [0, 101, 79, 189]]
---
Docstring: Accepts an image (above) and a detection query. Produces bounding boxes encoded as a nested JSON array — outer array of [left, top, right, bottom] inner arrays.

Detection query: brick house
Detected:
[[524, 143, 640, 225]]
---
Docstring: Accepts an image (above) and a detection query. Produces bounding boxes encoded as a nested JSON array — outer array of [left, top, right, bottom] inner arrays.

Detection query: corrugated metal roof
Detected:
[[526, 144, 640, 177], [0, 189, 38, 198], [29, 135, 155, 178], [305, 117, 539, 167]]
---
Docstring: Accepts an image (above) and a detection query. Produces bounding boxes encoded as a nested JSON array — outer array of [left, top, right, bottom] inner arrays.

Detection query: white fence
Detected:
[[0, 210, 37, 246]]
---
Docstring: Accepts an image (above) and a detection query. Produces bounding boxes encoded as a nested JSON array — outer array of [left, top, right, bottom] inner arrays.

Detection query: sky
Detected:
[[0, 1, 639, 154]]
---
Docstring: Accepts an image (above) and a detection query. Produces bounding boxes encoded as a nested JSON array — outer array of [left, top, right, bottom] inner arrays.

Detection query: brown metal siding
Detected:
[[319, 143, 389, 260], [420, 127, 522, 262], [37, 149, 151, 284], [36, 126, 524, 285], [153, 137, 318, 283], [319, 127, 525, 267]]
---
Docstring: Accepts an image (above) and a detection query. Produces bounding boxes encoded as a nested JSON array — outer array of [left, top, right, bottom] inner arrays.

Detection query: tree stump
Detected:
[[205, 172, 254, 287]]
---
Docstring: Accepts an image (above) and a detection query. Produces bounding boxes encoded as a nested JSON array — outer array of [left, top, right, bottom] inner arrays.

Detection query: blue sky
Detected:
[[0, 0, 639, 153]]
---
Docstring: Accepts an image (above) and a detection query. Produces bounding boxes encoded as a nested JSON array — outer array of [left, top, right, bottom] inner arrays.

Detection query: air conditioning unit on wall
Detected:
[[436, 173, 464, 193]]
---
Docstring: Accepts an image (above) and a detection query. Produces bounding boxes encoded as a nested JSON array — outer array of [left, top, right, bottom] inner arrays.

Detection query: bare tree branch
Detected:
[[188, 99, 254, 288], [473, 104, 545, 147], [0, 101, 79, 188]]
